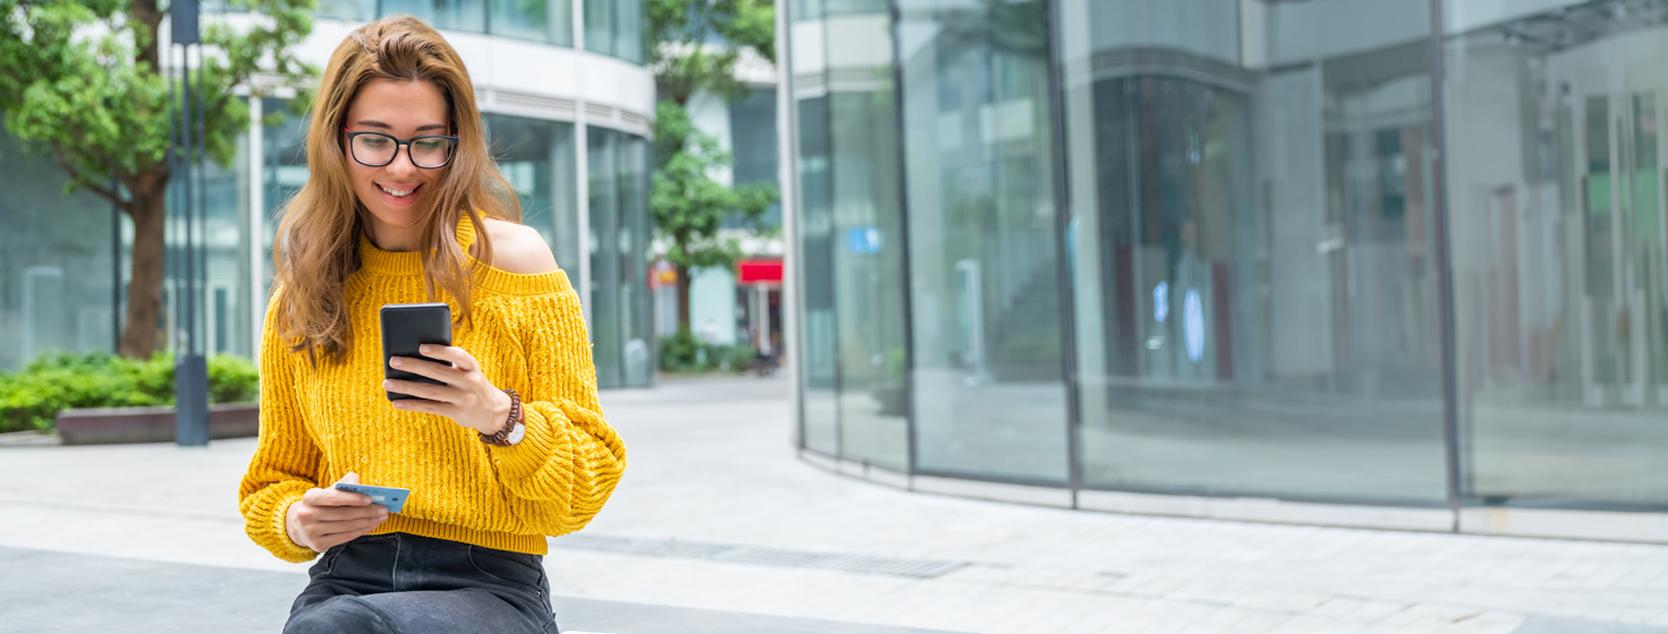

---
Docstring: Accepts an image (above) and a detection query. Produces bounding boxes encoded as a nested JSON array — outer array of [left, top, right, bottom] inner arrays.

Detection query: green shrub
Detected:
[[0, 351, 259, 434], [658, 329, 705, 373], [718, 343, 758, 372], [207, 354, 260, 403], [657, 329, 760, 374]]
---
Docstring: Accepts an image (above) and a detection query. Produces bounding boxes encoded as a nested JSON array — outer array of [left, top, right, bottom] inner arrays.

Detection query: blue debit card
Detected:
[[334, 483, 410, 514]]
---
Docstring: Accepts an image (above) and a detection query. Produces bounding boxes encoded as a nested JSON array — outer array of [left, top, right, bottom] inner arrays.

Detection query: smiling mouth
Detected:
[[376, 182, 421, 199]]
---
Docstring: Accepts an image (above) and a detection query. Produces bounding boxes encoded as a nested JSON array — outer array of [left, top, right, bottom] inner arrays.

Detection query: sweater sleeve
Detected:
[[236, 289, 324, 563], [488, 275, 627, 537]]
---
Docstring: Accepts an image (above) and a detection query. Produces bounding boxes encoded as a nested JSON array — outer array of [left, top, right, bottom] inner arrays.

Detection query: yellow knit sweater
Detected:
[[237, 216, 626, 563]]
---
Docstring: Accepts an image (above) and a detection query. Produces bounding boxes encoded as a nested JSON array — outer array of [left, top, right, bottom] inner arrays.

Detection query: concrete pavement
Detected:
[[2, 375, 1667, 632]]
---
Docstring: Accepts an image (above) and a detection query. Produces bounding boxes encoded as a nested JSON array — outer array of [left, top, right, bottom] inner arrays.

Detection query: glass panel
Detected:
[[587, 126, 654, 388], [584, 0, 615, 57], [617, 0, 644, 63], [194, 130, 253, 358], [618, 134, 654, 386], [383, 0, 487, 33], [490, 0, 572, 45], [262, 99, 308, 301], [587, 126, 623, 388], [1059, 0, 1447, 502], [826, 0, 886, 16], [1448, 0, 1668, 507], [828, 79, 908, 471], [0, 119, 123, 370], [727, 87, 781, 229], [584, 0, 642, 62], [795, 94, 840, 456], [316, 0, 377, 21], [484, 114, 580, 277], [900, 0, 1069, 482]]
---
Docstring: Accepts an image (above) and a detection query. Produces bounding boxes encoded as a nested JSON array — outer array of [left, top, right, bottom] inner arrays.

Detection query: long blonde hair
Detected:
[[271, 15, 521, 367]]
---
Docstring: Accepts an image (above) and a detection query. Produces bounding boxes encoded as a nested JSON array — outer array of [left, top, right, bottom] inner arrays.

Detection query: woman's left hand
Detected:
[[384, 344, 513, 435]]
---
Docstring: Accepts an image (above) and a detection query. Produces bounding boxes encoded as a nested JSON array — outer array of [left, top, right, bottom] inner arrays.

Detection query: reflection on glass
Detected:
[[727, 88, 781, 229], [585, 0, 645, 63], [484, 114, 579, 276], [316, 0, 377, 21], [828, 84, 909, 472], [0, 120, 124, 370], [382, 0, 487, 33], [794, 94, 840, 456], [490, 0, 573, 44], [900, 0, 1069, 482], [1449, 0, 1668, 507], [262, 99, 308, 301], [792, 2, 912, 471], [587, 127, 653, 388], [1060, 0, 1446, 503]]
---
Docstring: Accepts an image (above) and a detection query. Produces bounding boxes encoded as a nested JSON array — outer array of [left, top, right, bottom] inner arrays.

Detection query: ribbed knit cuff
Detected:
[[488, 402, 560, 486], [251, 487, 318, 563]]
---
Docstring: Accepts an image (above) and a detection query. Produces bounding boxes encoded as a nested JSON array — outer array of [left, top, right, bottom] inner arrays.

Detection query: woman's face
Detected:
[[342, 78, 451, 230]]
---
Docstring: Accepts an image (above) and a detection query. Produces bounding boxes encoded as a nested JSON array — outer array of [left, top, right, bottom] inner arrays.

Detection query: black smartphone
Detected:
[[380, 302, 453, 401]]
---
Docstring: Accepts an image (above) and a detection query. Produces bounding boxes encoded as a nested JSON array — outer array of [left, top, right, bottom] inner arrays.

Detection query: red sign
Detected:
[[736, 259, 783, 285]]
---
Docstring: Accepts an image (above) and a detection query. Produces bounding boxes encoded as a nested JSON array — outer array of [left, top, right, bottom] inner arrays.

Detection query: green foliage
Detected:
[[0, 351, 259, 434], [652, 101, 777, 271], [207, 353, 261, 404], [0, 0, 317, 197], [649, 0, 776, 105], [657, 329, 760, 374], [649, 1, 781, 330]]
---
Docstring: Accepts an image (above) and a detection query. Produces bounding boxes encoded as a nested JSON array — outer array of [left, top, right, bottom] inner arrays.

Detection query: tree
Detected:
[[647, 0, 777, 334], [0, 0, 315, 357]]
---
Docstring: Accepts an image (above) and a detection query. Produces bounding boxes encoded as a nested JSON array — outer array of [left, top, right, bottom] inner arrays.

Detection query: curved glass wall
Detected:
[[787, 0, 1668, 523], [1445, 0, 1668, 508]]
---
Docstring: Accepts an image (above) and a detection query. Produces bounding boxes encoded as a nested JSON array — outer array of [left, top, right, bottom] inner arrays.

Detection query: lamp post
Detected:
[[171, 0, 209, 447]]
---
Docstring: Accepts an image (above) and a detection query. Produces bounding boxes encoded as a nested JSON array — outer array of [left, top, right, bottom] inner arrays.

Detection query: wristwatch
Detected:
[[480, 388, 526, 446]]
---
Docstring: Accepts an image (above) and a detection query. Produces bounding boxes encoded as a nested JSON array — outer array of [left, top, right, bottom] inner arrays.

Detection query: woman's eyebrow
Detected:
[[352, 120, 447, 131]]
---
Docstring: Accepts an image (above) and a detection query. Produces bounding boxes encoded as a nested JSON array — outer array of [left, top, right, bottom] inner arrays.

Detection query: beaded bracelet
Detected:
[[479, 387, 522, 446]]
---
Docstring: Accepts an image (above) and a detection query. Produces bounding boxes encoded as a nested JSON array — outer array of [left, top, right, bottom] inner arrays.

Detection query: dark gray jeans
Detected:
[[284, 532, 558, 633]]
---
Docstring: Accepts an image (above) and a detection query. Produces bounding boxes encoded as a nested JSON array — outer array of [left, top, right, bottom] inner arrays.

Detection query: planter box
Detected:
[[55, 403, 259, 446]]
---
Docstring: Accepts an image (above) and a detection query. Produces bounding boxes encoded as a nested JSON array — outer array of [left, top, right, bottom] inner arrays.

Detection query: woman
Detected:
[[237, 15, 626, 634]]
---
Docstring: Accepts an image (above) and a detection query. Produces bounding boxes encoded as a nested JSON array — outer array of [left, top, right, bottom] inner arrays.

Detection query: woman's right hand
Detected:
[[285, 472, 389, 552]]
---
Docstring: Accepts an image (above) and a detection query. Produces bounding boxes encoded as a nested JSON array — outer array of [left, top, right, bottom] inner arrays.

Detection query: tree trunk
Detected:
[[119, 184, 167, 358], [676, 263, 692, 334]]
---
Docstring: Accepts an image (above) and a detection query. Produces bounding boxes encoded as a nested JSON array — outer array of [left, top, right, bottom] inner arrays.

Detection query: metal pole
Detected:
[[1428, 0, 1464, 529], [184, 48, 195, 357], [1042, 0, 1084, 503], [112, 174, 121, 352], [173, 38, 209, 447]]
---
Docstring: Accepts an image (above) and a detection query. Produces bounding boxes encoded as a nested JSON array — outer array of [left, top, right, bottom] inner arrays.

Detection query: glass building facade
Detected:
[[0, 1, 654, 389], [784, 0, 1668, 536]]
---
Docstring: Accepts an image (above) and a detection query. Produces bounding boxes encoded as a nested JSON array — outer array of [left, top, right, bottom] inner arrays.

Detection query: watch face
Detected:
[[506, 423, 527, 445]]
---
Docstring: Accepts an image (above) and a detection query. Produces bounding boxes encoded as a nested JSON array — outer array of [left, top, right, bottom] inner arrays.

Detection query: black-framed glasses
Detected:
[[343, 129, 458, 169]]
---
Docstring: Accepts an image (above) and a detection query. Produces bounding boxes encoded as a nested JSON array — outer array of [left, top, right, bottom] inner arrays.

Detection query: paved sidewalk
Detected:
[[2, 375, 1668, 633]]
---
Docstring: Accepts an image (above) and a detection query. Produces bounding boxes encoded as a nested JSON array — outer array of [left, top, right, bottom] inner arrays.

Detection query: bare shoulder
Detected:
[[478, 217, 560, 275]]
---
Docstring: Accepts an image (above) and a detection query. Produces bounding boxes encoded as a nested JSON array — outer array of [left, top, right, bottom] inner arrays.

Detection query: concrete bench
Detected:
[[55, 403, 258, 445]]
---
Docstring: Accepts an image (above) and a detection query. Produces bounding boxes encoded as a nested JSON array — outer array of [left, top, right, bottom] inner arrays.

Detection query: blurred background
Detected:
[[8, 0, 1668, 632]]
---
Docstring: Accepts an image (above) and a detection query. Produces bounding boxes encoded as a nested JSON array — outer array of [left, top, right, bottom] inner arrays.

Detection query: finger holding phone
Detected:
[[385, 343, 512, 434], [379, 303, 512, 435]]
